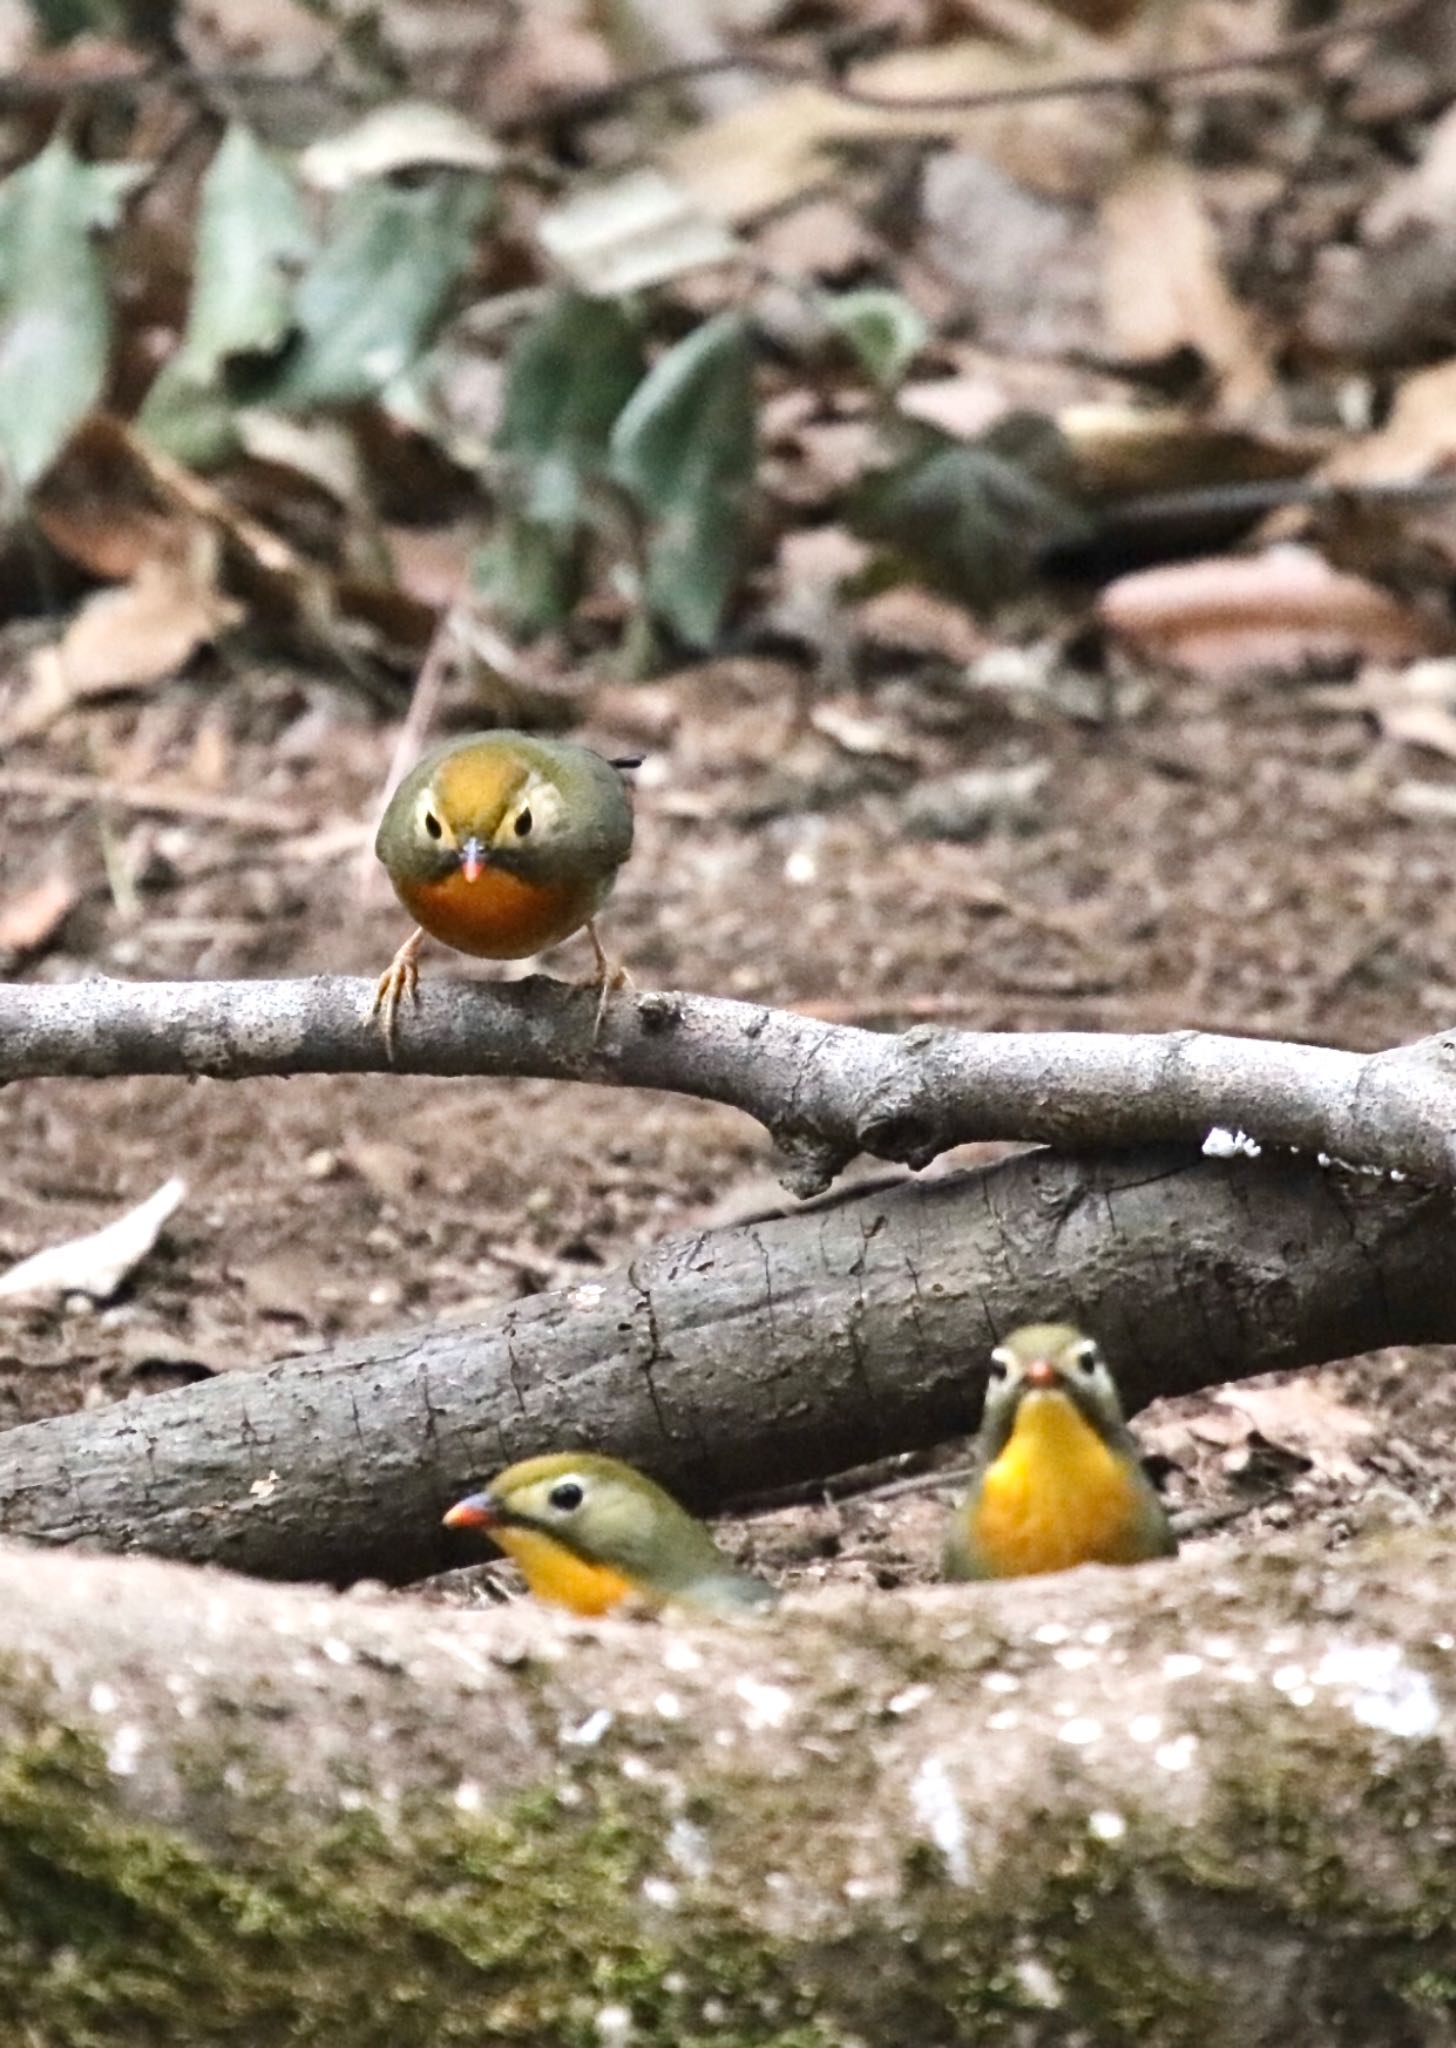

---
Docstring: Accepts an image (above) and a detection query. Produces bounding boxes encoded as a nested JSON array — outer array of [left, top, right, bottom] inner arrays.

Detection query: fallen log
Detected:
[[0, 1146, 1452, 1584]]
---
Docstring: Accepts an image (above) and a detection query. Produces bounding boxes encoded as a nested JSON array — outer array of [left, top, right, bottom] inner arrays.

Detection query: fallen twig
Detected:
[[516, 0, 1424, 132]]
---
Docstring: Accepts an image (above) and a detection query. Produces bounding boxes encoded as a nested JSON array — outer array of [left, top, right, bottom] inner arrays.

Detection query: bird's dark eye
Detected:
[[548, 1480, 583, 1512], [424, 812, 443, 841], [514, 807, 533, 838], [1074, 1343, 1100, 1374], [988, 1350, 1011, 1383]]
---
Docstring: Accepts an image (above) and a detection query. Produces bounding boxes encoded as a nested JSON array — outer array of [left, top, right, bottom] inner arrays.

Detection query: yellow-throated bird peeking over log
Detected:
[[944, 1323, 1177, 1581], [371, 732, 637, 1054], [444, 1452, 778, 1618]]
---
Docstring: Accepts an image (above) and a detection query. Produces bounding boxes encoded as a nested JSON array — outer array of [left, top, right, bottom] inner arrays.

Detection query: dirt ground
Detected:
[[4, 644, 1456, 1596]]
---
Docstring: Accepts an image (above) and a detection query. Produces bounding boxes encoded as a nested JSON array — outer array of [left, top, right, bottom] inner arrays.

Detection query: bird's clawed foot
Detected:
[[586, 920, 632, 1043], [370, 927, 424, 1062]]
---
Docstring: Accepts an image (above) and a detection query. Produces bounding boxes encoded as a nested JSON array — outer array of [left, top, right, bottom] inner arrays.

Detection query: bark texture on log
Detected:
[[0, 1147, 1453, 1586], [0, 1534, 1453, 2046]]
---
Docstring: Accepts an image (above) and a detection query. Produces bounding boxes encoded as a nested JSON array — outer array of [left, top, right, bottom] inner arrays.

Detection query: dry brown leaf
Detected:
[[920, 151, 1100, 359], [1062, 403, 1327, 497], [1322, 359, 1456, 486], [33, 414, 191, 580], [1364, 103, 1456, 244], [1098, 544, 1441, 678], [753, 197, 879, 281], [665, 28, 1141, 224], [45, 546, 240, 694], [854, 586, 987, 663], [1356, 658, 1456, 761], [34, 414, 434, 679], [1216, 1382, 1374, 1486], [0, 872, 78, 961], [1099, 152, 1272, 412]]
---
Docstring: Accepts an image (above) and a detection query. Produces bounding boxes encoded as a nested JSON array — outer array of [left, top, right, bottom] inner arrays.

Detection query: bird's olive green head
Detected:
[[444, 1451, 774, 1608], [375, 732, 634, 890], [976, 1323, 1130, 1457]]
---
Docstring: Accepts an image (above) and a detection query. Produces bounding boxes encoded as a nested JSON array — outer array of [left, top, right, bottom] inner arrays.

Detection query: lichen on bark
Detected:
[[0, 1538, 1454, 2045]]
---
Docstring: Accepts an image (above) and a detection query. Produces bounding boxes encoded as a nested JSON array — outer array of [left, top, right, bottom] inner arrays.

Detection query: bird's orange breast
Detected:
[[969, 1391, 1146, 1578], [395, 866, 601, 960], [492, 1527, 641, 1616]]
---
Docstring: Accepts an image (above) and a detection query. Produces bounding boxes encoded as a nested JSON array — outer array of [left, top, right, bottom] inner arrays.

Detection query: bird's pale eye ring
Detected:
[[1073, 1341, 1100, 1374], [548, 1480, 584, 1512], [988, 1346, 1012, 1382]]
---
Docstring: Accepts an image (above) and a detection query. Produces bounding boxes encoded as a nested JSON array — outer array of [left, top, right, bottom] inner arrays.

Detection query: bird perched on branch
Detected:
[[443, 1451, 778, 1618], [943, 1323, 1176, 1581], [371, 731, 636, 1054]]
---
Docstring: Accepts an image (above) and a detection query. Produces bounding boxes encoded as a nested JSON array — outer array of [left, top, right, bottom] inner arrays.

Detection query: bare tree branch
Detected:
[[1, 1147, 1451, 1586], [2, 1530, 1454, 2044], [3, 975, 1456, 1196]]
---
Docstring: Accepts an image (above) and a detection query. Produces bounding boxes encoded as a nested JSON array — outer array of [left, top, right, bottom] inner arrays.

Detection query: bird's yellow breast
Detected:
[[491, 1526, 641, 1616], [970, 1390, 1146, 1578]]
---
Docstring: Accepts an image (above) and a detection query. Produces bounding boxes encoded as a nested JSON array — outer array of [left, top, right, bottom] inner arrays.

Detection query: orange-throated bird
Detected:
[[371, 731, 636, 1053], [443, 1452, 778, 1618], [943, 1323, 1176, 1581]]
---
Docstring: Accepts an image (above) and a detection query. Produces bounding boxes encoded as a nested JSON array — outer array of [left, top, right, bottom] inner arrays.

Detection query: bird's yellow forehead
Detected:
[[432, 748, 529, 827], [1003, 1322, 1086, 1362], [493, 1452, 598, 1500]]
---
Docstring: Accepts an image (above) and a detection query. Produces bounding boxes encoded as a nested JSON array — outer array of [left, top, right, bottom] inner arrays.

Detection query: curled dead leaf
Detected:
[[1098, 545, 1442, 678]]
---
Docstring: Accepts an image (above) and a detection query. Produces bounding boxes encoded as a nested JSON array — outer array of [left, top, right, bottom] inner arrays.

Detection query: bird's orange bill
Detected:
[[443, 1491, 498, 1530], [459, 837, 487, 884]]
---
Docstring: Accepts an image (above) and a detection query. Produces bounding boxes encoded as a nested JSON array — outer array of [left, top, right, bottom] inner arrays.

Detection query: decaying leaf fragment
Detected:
[[0, 1179, 186, 1308]]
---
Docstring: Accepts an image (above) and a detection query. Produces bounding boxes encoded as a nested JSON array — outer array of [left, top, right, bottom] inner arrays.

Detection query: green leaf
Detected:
[[495, 290, 645, 519], [0, 137, 129, 496], [266, 172, 493, 411], [850, 412, 1092, 612], [821, 287, 927, 391], [609, 313, 756, 649], [473, 516, 585, 640], [139, 124, 315, 467], [478, 290, 645, 633]]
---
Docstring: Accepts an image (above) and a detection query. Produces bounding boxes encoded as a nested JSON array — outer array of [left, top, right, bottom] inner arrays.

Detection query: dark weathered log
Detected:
[[0, 1147, 1452, 1586], [3, 974, 1456, 1192], [0, 1531, 1453, 2046]]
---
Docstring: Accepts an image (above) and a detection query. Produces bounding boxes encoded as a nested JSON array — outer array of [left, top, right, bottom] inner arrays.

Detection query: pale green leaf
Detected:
[[610, 313, 756, 649], [0, 137, 123, 494], [266, 173, 493, 410], [850, 414, 1091, 611], [821, 287, 927, 391], [139, 124, 314, 467], [495, 290, 645, 524], [478, 290, 645, 634]]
